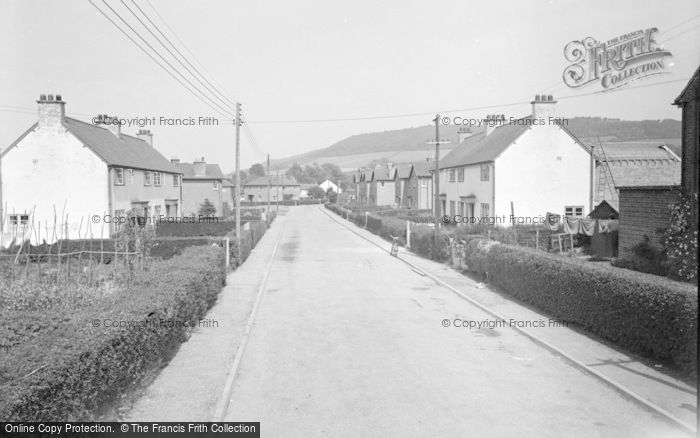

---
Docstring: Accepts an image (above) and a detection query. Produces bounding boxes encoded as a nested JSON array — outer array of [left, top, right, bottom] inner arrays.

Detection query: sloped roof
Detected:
[[411, 160, 433, 177], [394, 163, 412, 179], [674, 66, 699, 105], [177, 162, 225, 179], [244, 175, 299, 186], [222, 179, 234, 187], [592, 142, 680, 162], [373, 165, 395, 181], [63, 117, 179, 173], [439, 116, 532, 169], [607, 162, 681, 187]]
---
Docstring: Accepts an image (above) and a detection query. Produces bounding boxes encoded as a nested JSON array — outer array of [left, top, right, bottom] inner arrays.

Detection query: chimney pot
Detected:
[[48, 94, 54, 101], [56, 95, 61, 101], [37, 93, 66, 129]]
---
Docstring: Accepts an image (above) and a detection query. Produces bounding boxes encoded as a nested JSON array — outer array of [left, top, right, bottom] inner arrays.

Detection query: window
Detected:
[[213, 181, 219, 190], [459, 201, 465, 217], [480, 164, 490, 181], [9, 214, 29, 227], [565, 206, 584, 217], [457, 168, 465, 182], [115, 168, 124, 185], [449, 200, 456, 216], [421, 179, 427, 187], [144, 171, 152, 186], [128, 169, 134, 184], [449, 169, 456, 182], [480, 203, 490, 218], [153, 172, 162, 186], [173, 174, 180, 187]]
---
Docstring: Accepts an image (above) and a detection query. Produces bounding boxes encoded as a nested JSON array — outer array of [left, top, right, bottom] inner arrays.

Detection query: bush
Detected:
[[461, 239, 698, 376], [0, 245, 226, 420], [611, 235, 668, 276]]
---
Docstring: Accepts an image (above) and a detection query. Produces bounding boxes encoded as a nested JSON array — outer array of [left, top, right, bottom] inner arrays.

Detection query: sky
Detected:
[[1, 0, 699, 172]]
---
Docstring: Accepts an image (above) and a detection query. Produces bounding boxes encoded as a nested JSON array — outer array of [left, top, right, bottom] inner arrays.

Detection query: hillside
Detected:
[[271, 117, 681, 171]]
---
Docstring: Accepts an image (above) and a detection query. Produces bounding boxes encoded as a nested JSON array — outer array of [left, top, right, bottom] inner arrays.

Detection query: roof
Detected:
[[592, 142, 680, 162], [439, 116, 532, 169], [394, 163, 412, 179], [673, 66, 699, 105], [410, 160, 433, 177], [244, 175, 299, 186], [222, 180, 234, 187], [177, 162, 225, 180], [373, 165, 395, 181], [589, 200, 619, 219], [606, 162, 681, 187], [63, 117, 179, 173]]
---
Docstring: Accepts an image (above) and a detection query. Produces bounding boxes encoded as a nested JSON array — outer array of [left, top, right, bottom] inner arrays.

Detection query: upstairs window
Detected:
[[449, 169, 456, 182], [457, 168, 465, 182], [213, 181, 219, 190], [144, 171, 152, 186], [480, 164, 490, 181], [153, 172, 162, 186], [173, 174, 180, 187], [565, 206, 584, 217], [115, 168, 124, 185]]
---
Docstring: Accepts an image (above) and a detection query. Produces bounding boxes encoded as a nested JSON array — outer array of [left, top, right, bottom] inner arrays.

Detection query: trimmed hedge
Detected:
[[0, 245, 226, 420], [226, 212, 277, 267], [461, 239, 698, 376], [155, 220, 239, 237]]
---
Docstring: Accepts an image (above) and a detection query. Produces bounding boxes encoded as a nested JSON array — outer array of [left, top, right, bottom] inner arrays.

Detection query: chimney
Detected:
[[37, 94, 66, 129], [193, 157, 206, 176], [170, 157, 180, 164], [484, 114, 504, 136], [531, 94, 556, 120], [457, 127, 475, 144], [101, 114, 121, 137], [137, 129, 153, 147]]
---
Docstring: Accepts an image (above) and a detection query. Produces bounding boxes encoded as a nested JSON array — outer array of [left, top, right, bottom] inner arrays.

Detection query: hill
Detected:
[[271, 117, 681, 171]]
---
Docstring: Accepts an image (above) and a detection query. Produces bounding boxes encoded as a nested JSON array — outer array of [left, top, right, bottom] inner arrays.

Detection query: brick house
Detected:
[[173, 157, 225, 217], [673, 66, 699, 231], [439, 95, 592, 224], [0, 94, 181, 243]]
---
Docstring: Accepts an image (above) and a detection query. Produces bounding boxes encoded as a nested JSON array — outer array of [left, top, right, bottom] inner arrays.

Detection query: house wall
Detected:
[[407, 175, 432, 210], [618, 187, 679, 259], [495, 126, 591, 223], [180, 179, 222, 216], [243, 185, 300, 202], [374, 180, 395, 207], [112, 168, 181, 218], [680, 89, 699, 230], [440, 164, 493, 219], [1, 126, 109, 241]]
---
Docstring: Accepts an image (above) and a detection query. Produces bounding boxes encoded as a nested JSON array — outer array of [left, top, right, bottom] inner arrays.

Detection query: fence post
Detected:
[[365, 212, 368, 228], [535, 228, 540, 250], [406, 220, 411, 249], [224, 237, 230, 268]]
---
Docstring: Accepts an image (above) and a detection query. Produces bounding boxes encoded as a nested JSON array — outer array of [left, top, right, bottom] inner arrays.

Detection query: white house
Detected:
[[0, 94, 182, 244], [319, 179, 342, 194], [438, 95, 592, 225]]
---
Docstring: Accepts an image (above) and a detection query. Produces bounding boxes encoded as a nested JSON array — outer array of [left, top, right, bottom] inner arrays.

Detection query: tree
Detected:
[[326, 188, 338, 203], [286, 162, 305, 182], [199, 198, 217, 216], [249, 163, 266, 178], [308, 186, 326, 199]]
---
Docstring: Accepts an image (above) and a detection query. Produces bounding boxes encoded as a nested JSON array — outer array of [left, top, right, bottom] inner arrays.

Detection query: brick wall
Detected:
[[618, 186, 679, 259]]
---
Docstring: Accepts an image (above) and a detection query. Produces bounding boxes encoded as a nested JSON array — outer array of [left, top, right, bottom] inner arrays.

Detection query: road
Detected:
[[126, 205, 693, 437]]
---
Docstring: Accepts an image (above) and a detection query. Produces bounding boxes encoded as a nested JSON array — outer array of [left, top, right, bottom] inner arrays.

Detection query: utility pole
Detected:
[[235, 102, 242, 262], [427, 114, 450, 238], [276, 170, 280, 214], [267, 153, 271, 216]]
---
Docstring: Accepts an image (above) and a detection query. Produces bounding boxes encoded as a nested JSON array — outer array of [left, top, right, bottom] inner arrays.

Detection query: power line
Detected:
[[658, 22, 700, 44], [124, 0, 237, 110], [88, 0, 235, 119]]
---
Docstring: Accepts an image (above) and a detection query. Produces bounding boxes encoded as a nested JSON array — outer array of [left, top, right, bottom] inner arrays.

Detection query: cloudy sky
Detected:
[[1, 0, 699, 171]]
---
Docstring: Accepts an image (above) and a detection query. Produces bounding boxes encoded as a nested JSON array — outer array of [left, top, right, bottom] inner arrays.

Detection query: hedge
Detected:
[[155, 220, 240, 237], [0, 245, 226, 420], [226, 212, 277, 267], [461, 239, 698, 376]]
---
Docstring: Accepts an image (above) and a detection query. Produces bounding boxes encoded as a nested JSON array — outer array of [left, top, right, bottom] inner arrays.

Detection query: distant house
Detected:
[[319, 179, 341, 194], [299, 183, 317, 199], [221, 179, 234, 215], [439, 95, 592, 223], [353, 168, 371, 204], [370, 164, 396, 207], [0, 94, 181, 243], [407, 160, 434, 210], [174, 157, 225, 217], [673, 65, 699, 232], [393, 163, 412, 207], [243, 175, 300, 202]]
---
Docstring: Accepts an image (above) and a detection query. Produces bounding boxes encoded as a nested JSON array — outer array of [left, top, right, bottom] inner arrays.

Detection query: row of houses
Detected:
[[350, 72, 699, 263], [0, 94, 236, 241]]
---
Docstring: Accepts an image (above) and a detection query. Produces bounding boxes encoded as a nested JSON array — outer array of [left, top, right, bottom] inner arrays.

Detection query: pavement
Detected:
[[123, 205, 696, 438]]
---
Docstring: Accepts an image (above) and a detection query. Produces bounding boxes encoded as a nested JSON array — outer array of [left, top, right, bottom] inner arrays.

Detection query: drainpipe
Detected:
[[107, 166, 114, 237], [589, 145, 595, 213]]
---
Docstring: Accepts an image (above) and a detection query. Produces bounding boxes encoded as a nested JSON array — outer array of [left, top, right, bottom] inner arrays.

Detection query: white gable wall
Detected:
[[2, 125, 108, 242], [494, 125, 591, 223]]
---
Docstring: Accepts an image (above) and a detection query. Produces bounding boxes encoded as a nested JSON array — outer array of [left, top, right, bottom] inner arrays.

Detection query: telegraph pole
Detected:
[[428, 114, 450, 240], [235, 103, 242, 262], [276, 170, 280, 214], [267, 153, 271, 216]]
